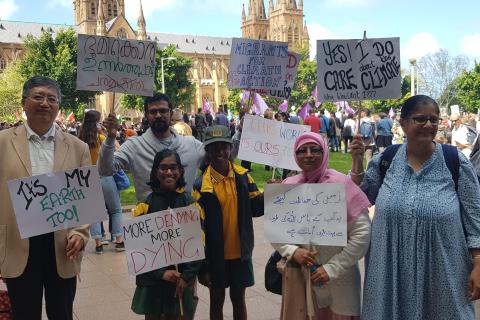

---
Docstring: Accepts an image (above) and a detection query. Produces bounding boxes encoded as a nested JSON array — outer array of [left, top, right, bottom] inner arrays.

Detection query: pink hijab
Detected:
[[283, 132, 370, 222]]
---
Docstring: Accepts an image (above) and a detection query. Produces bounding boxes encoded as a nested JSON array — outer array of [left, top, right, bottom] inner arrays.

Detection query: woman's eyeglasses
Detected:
[[295, 147, 323, 156], [409, 116, 440, 126]]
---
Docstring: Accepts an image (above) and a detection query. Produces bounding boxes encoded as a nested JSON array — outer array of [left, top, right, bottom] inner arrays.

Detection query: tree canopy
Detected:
[[455, 62, 480, 113], [0, 62, 24, 122]]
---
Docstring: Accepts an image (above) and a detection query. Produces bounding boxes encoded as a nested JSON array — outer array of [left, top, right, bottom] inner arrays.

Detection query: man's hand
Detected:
[[162, 270, 181, 283], [103, 113, 118, 139], [66, 234, 84, 260]]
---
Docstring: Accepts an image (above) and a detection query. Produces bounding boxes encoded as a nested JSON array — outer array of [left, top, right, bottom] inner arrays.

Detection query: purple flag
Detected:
[[253, 93, 269, 115], [389, 107, 395, 118], [203, 97, 210, 112], [298, 102, 311, 120], [311, 85, 320, 108], [278, 100, 288, 112], [241, 90, 250, 106], [345, 105, 355, 115]]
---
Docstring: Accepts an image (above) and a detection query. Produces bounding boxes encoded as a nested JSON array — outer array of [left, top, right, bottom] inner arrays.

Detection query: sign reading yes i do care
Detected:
[[264, 184, 347, 246], [123, 205, 205, 276], [7, 166, 107, 239]]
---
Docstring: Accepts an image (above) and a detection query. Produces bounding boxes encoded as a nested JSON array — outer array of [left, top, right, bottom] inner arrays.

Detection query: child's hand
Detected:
[[266, 178, 282, 184], [175, 278, 188, 298], [163, 270, 181, 283]]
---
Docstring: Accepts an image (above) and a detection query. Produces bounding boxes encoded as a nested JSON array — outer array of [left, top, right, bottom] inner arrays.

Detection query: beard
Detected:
[[150, 118, 170, 134]]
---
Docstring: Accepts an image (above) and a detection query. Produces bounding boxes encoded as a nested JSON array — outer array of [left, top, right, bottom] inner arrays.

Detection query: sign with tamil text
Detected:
[[265, 184, 347, 246], [238, 114, 310, 171], [123, 205, 205, 276], [7, 166, 107, 239], [317, 37, 401, 102], [228, 38, 289, 91], [76, 34, 156, 96]]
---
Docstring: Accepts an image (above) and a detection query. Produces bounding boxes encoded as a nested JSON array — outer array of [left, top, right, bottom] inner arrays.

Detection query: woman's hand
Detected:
[[350, 135, 365, 160], [311, 265, 330, 285], [163, 270, 181, 283], [469, 263, 480, 300], [292, 248, 317, 267]]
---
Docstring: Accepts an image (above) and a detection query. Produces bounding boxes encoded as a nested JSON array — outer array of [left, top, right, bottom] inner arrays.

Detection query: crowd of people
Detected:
[[2, 75, 480, 320]]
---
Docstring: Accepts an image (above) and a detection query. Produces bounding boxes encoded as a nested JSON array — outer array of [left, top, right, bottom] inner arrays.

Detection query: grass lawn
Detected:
[[120, 152, 353, 206]]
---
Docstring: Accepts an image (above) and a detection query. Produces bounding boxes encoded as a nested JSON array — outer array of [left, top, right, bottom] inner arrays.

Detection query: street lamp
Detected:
[[409, 58, 417, 96], [161, 57, 176, 93]]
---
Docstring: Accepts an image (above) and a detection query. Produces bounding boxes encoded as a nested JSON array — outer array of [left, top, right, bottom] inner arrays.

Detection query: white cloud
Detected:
[[47, 0, 70, 8], [460, 34, 480, 58], [0, 0, 18, 19], [307, 23, 337, 60], [324, 0, 371, 8], [404, 32, 440, 60]]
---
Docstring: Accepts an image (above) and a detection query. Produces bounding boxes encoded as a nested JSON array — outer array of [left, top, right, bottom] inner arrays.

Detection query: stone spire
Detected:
[[298, 0, 303, 9], [269, 0, 274, 14], [258, 0, 266, 19], [242, 3, 246, 22], [137, 0, 146, 40], [96, 0, 106, 36]]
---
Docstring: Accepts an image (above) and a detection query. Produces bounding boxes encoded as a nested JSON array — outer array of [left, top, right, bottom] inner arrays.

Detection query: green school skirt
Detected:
[[131, 284, 194, 317]]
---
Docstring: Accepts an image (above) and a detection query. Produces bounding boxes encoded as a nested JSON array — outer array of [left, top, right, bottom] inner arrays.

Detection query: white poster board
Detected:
[[123, 205, 205, 276], [228, 38, 289, 91], [238, 114, 310, 171], [257, 51, 300, 99], [450, 105, 460, 115], [264, 184, 347, 246], [317, 37, 401, 102], [76, 34, 157, 96], [7, 166, 107, 239]]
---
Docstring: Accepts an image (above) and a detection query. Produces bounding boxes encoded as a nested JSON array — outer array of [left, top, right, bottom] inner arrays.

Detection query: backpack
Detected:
[[465, 125, 478, 145], [360, 121, 374, 139], [343, 123, 352, 137], [379, 144, 459, 191]]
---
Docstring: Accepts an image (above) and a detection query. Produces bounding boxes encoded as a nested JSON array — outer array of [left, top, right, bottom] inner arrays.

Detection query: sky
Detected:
[[1, 0, 479, 67]]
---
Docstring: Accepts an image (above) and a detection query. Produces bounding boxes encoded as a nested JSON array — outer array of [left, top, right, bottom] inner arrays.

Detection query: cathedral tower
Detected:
[[75, 0, 124, 34]]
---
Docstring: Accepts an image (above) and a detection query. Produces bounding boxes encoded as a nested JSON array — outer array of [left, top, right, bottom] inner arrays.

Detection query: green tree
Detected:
[[121, 45, 195, 111], [0, 62, 23, 122], [456, 62, 480, 113], [289, 46, 317, 112], [18, 28, 96, 115]]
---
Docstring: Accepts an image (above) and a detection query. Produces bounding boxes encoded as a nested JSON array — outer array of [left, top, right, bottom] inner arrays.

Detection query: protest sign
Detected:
[[317, 37, 401, 102], [264, 183, 347, 246], [238, 114, 310, 171], [257, 51, 300, 99], [76, 34, 157, 96], [7, 166, 107, 239], [123, 205, 204, 276], [228, 38, 289, 91], [450, 105, 460, 115]]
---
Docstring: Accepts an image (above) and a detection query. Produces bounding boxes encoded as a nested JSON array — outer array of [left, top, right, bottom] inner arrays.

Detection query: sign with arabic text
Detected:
[[264, 183, 347, 246]]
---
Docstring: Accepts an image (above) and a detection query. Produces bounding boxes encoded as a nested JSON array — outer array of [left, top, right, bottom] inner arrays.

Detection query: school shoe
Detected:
[[95, 245, 104, 254], [115, 242, 125, 252]]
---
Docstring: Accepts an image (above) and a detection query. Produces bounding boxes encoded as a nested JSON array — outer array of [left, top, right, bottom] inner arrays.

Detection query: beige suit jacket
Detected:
[[0, 125, 91, 278]]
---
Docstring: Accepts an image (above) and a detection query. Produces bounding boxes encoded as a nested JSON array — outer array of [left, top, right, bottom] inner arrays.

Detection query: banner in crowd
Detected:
[[228, 38, 289, 91], [238, 114, 310, 171], [264, 183, 347, 246], [256, 51, 300, 100], [76, 34, 157, 96], [7, 166, 106, 239], [316, 37, 401, 102], [123, 205, 204, 276]]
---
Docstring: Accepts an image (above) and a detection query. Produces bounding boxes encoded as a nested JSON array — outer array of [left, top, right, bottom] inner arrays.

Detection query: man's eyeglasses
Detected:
[[158, 164, 180, 172], [409, 116, 440, 126], [295, 147, 323, 156], [147, 108, 171, 116], [29, 94, 59, 105]]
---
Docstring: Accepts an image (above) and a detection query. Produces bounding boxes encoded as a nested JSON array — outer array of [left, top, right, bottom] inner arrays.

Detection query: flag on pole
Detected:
[[253, 93, 269, 115], [203, 97, 211, 112], [278, 100, 288, 112], [240, 90, 250, 106], [298, 101, 311, 120], [389, 107, 396, 118], [311, 85, 320, 108]]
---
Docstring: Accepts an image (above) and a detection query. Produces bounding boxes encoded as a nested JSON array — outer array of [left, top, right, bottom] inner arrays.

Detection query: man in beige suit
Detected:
[[0, 76, 90, 319]]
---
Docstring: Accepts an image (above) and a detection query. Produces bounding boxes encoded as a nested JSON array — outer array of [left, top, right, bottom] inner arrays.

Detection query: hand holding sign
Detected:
[[103, 113, 118, 139]]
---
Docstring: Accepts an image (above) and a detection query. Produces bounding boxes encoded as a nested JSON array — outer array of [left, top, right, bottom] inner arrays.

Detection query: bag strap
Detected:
[[379, 144, 459, 191]]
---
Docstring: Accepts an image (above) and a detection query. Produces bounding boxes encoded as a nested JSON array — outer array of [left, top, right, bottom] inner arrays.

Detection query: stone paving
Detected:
[[40, 212, 480, 319]]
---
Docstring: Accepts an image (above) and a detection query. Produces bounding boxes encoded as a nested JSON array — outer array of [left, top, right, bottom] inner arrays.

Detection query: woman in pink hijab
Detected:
[[272, 132, 371, 320]]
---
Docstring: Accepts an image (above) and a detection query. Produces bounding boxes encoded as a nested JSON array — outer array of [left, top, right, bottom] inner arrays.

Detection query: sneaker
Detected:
[[95, 245, 104, 254], [100, 237, 109, 245], [115, 242, 125, 252]]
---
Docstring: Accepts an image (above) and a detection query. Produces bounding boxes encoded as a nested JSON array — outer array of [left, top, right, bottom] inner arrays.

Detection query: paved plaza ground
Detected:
[[41, 212, 480, 320]]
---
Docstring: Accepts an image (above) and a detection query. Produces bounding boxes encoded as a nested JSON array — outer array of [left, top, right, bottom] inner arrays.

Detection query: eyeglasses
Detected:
[[29, 94, 59, 105], [158, 164, 180, 172], [409, 116, 440, 126], [295, 147, 323, 156], [147, 108, 170, 115]]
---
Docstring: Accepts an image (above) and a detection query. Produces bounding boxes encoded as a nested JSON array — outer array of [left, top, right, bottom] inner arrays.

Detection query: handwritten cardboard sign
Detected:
[[123, 205, 205, 276], [316, 37, 401, 102], [7, 166, 107, 239], [256, 51, 300, 99], [264, 184, 347, 246], [228, 38, 289, 91], [238, 114, 310, 171], [76, 34, 157, 96]]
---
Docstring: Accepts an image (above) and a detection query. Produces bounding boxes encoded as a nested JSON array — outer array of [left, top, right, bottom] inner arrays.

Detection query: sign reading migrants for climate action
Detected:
[[265, 184, 347, 246], [76, 34, 157, 96], [238, 114, 310, 171], [257, 51, 300, 99], [7, 166, 106, 239], [123, 205, 204, 276], [316, 37, 401, 102], [228, 38, 289, 91]]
